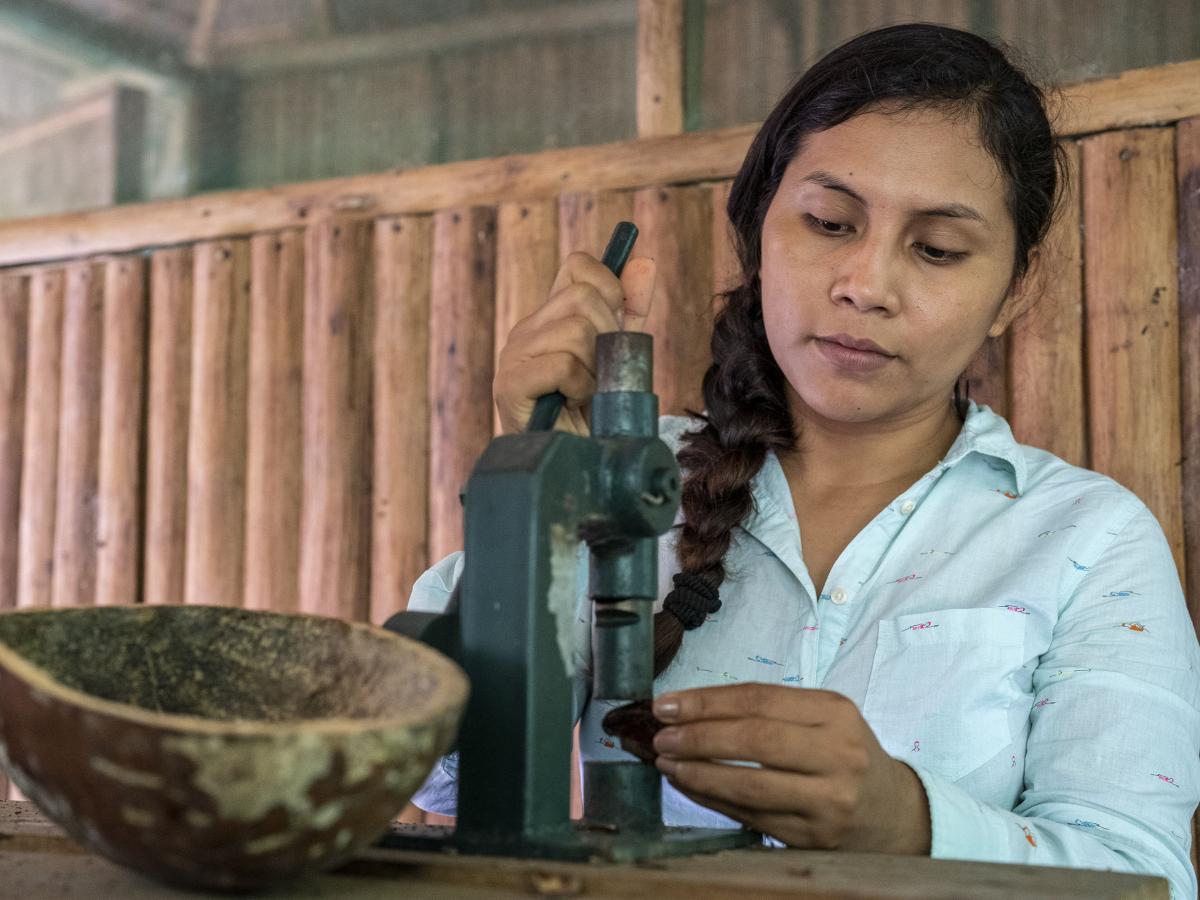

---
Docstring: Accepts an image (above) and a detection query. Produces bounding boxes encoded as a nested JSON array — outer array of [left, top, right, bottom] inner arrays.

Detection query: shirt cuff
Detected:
[[907, 761, 1011, 863]]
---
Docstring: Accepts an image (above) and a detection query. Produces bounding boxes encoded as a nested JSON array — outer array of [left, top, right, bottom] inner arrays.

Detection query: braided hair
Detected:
[[653, 23, 1065, 676]]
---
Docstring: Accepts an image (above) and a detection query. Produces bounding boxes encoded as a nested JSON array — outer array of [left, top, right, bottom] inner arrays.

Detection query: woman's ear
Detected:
[[987, 249, 1042, 339]]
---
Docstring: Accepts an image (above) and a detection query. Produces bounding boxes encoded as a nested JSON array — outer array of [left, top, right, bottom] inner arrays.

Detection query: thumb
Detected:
[[619, 256, 656, 332]]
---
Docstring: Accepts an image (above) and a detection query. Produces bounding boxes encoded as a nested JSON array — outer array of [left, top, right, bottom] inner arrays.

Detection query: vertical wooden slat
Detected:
[[95, 256, 146, 605], [144, 248, 192, 605], [372, 215, 432, 623], [557, 192, 636, 266], [1009, 141, 1086, 466], [1176, 117, 1200, 637], [633, 185, 713, 416], [245, 231, 304, 613], [52, 263, 102, 608], [1083, 127, 1185, 577], [495, 200, 558, 435], [299, 219, 374, 621], [184, 240, 250, 607], [428, 206, 496, 563], [637, 0, 684, 137], [0, 275, 28, 611], [17, 270, 64, 609]]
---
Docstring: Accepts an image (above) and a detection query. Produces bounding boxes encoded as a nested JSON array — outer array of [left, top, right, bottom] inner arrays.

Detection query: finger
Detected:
[[504, 315, 601, 379], [495, 351, 597, 431], [666, 781, 825, 848], [656, 758, 822, 815], [654, 683, 851, 726], [548, 251, 624, 315], [654, 719, 836, 773], [521, 281, 621, 339], [619, 256, 656, 332]]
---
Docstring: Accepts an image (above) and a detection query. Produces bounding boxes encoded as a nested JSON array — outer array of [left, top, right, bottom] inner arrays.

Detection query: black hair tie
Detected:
[[663, 572, 721, 630]]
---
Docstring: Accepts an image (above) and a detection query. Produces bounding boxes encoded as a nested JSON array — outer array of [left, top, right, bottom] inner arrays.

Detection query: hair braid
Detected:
[[653, 285, 794, 676]]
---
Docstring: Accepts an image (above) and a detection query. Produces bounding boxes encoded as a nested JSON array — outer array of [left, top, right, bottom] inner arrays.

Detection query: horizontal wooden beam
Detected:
[[0, 57, 1197, 270], [210, 0, 636, 73]]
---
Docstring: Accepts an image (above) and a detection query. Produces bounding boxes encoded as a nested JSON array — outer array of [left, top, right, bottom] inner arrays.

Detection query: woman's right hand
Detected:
[[494, 251, 657, 436]]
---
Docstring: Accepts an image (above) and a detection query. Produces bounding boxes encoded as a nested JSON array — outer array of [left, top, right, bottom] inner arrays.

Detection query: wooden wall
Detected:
[[0, 59, 1195, 855]]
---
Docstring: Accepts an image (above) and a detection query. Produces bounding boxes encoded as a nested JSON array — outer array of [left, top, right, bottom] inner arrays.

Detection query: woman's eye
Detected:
[[804, 214, 852, 236], [914, 242, 967, 264]]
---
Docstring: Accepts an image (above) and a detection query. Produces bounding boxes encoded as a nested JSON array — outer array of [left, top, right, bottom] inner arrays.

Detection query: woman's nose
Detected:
[[829, 233, 900, 313]]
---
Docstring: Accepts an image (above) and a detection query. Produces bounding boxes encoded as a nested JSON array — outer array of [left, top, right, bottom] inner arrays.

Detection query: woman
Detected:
[[413, 22, 1200, 897]]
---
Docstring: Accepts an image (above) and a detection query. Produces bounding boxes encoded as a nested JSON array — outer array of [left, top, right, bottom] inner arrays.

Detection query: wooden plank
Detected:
[[428, 207, 496, 562], [51, 263, 102, 608], [244, 231, 304, 613], [1177, 116, 1200, 637], [0, 275, 28, 611], [299, 220, 374, 621], [633, 185, 713, 415], [1008, 141, 1086, 467], [143, 248, 192, 605], [95, 255, 146, 605], [494, 200, 558, 435], [184, 240, 249, 607], [16, 270, 64, 609], [371, 216, 432, 623], [637, 0, 684, 137], [1082, 128, 1185, 577], [557, 191, 635, 264], [3, 58, 1200, 269]]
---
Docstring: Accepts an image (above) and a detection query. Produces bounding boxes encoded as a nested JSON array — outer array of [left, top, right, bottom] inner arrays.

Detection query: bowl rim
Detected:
[[0, 603, 469, 738]]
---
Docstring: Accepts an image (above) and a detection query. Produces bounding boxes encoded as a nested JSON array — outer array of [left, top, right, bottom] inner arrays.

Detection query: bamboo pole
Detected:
[[52, 263, 103, 608], [0, 275, 28, 611], [184, 240, 250, 607], [371, 215, 432, 623], [143, 247, 192, 604], [1082, 128, 1185, 578], [633, 185, 713, 415], [244, 230, 304, 613], [16, 270, 64, 609], [95, 255, 147, 605], [299, 220, 375, 621], [428, 207, 496, 562], [1008, 141, 1086, 467], [1176, 116, 1200, 643]]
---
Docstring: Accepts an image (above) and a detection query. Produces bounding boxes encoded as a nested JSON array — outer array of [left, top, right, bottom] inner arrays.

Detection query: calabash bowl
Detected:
[[0, 604, 467, 891]]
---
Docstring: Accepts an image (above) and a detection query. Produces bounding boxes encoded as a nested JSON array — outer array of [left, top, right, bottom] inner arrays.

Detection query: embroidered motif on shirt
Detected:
[[1020, 824, 1038, 848], [1033, 698, 1056, 710], [1037, 525, 1077, 537], [1119, 622, 1148, 633], [1071, 819, 1111, 830], [1101, 590, 1143, 598], [999, 604, 1031, 614], [994, 489, 1019, 499], [782, 674, 804, 683], [902, 620, 939, 631], [1152, 774, 1180, 787], [1067, 557, 1092, 572], [748, 655, 782, 666], [888, 573, 923, 584]]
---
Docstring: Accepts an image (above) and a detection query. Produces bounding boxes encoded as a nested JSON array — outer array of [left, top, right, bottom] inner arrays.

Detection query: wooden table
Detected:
[[0, 801, 1167, 898]]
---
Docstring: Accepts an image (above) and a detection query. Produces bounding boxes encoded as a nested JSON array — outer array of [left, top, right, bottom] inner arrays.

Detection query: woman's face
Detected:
[[760, 106, 1028, 427]]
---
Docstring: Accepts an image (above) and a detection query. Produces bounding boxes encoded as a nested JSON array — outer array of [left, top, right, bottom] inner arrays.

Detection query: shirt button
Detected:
[[831, 588, 848, 605], [900, 499, 916, 515]]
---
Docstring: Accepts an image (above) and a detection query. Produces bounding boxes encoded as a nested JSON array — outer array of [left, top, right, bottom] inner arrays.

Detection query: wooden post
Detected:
[[0, 276, 28, 611], [557, 192, 635, 266], [495, 200, 558, 434], [633, 185, 713, 416], [52, 263, 103, 608], [144, 248, 192, 605], [299, 220, 375, 621], [17, 270, 64, 610], [428, 207, 496, 563], [244, 231, 304, 613], [637, 0, 684, 137], [1008, 141, 1086, 466], [1082, 128, 1185, 577], [184, 240, 250, 607], [1177, 116, 1200, 642], [95, 256, 147, 605], [372, 216, 432, 623]]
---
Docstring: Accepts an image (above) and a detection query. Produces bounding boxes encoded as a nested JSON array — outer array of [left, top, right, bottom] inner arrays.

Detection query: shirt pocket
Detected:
[[861, 607, 1026, 782]]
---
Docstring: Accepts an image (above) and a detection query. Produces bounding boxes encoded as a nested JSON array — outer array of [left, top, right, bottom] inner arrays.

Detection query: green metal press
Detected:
[[381, 222, 755, 862]]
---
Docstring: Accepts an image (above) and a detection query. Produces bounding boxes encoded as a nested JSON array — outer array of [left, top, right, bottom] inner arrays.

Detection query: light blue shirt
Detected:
[[409, 400, 1200, 899]]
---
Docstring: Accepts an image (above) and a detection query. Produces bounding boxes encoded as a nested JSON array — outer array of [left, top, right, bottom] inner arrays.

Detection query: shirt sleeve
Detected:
[[908, 501, 1200, 900], [406, 551, 465, 816]]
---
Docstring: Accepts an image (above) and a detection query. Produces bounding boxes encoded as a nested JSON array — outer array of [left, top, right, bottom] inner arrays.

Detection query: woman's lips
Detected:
[[815, 337, 896, 373]]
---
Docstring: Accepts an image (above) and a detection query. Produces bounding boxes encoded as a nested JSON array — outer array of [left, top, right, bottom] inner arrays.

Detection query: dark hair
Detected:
[[654, 22, 1066, 676]]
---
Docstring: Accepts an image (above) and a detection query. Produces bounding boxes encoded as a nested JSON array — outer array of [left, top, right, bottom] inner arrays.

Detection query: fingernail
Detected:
[[654, 696, 680, 721], [656, 756, 678, 776], [654, 726, 680, 753]]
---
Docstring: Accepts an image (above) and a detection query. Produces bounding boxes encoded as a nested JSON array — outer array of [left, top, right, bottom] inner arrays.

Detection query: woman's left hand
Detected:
[[652, 683, 931, 854]]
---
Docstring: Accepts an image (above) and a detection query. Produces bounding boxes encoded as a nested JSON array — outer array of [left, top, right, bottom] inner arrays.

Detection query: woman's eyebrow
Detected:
[[801, 169, 989, 226]]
